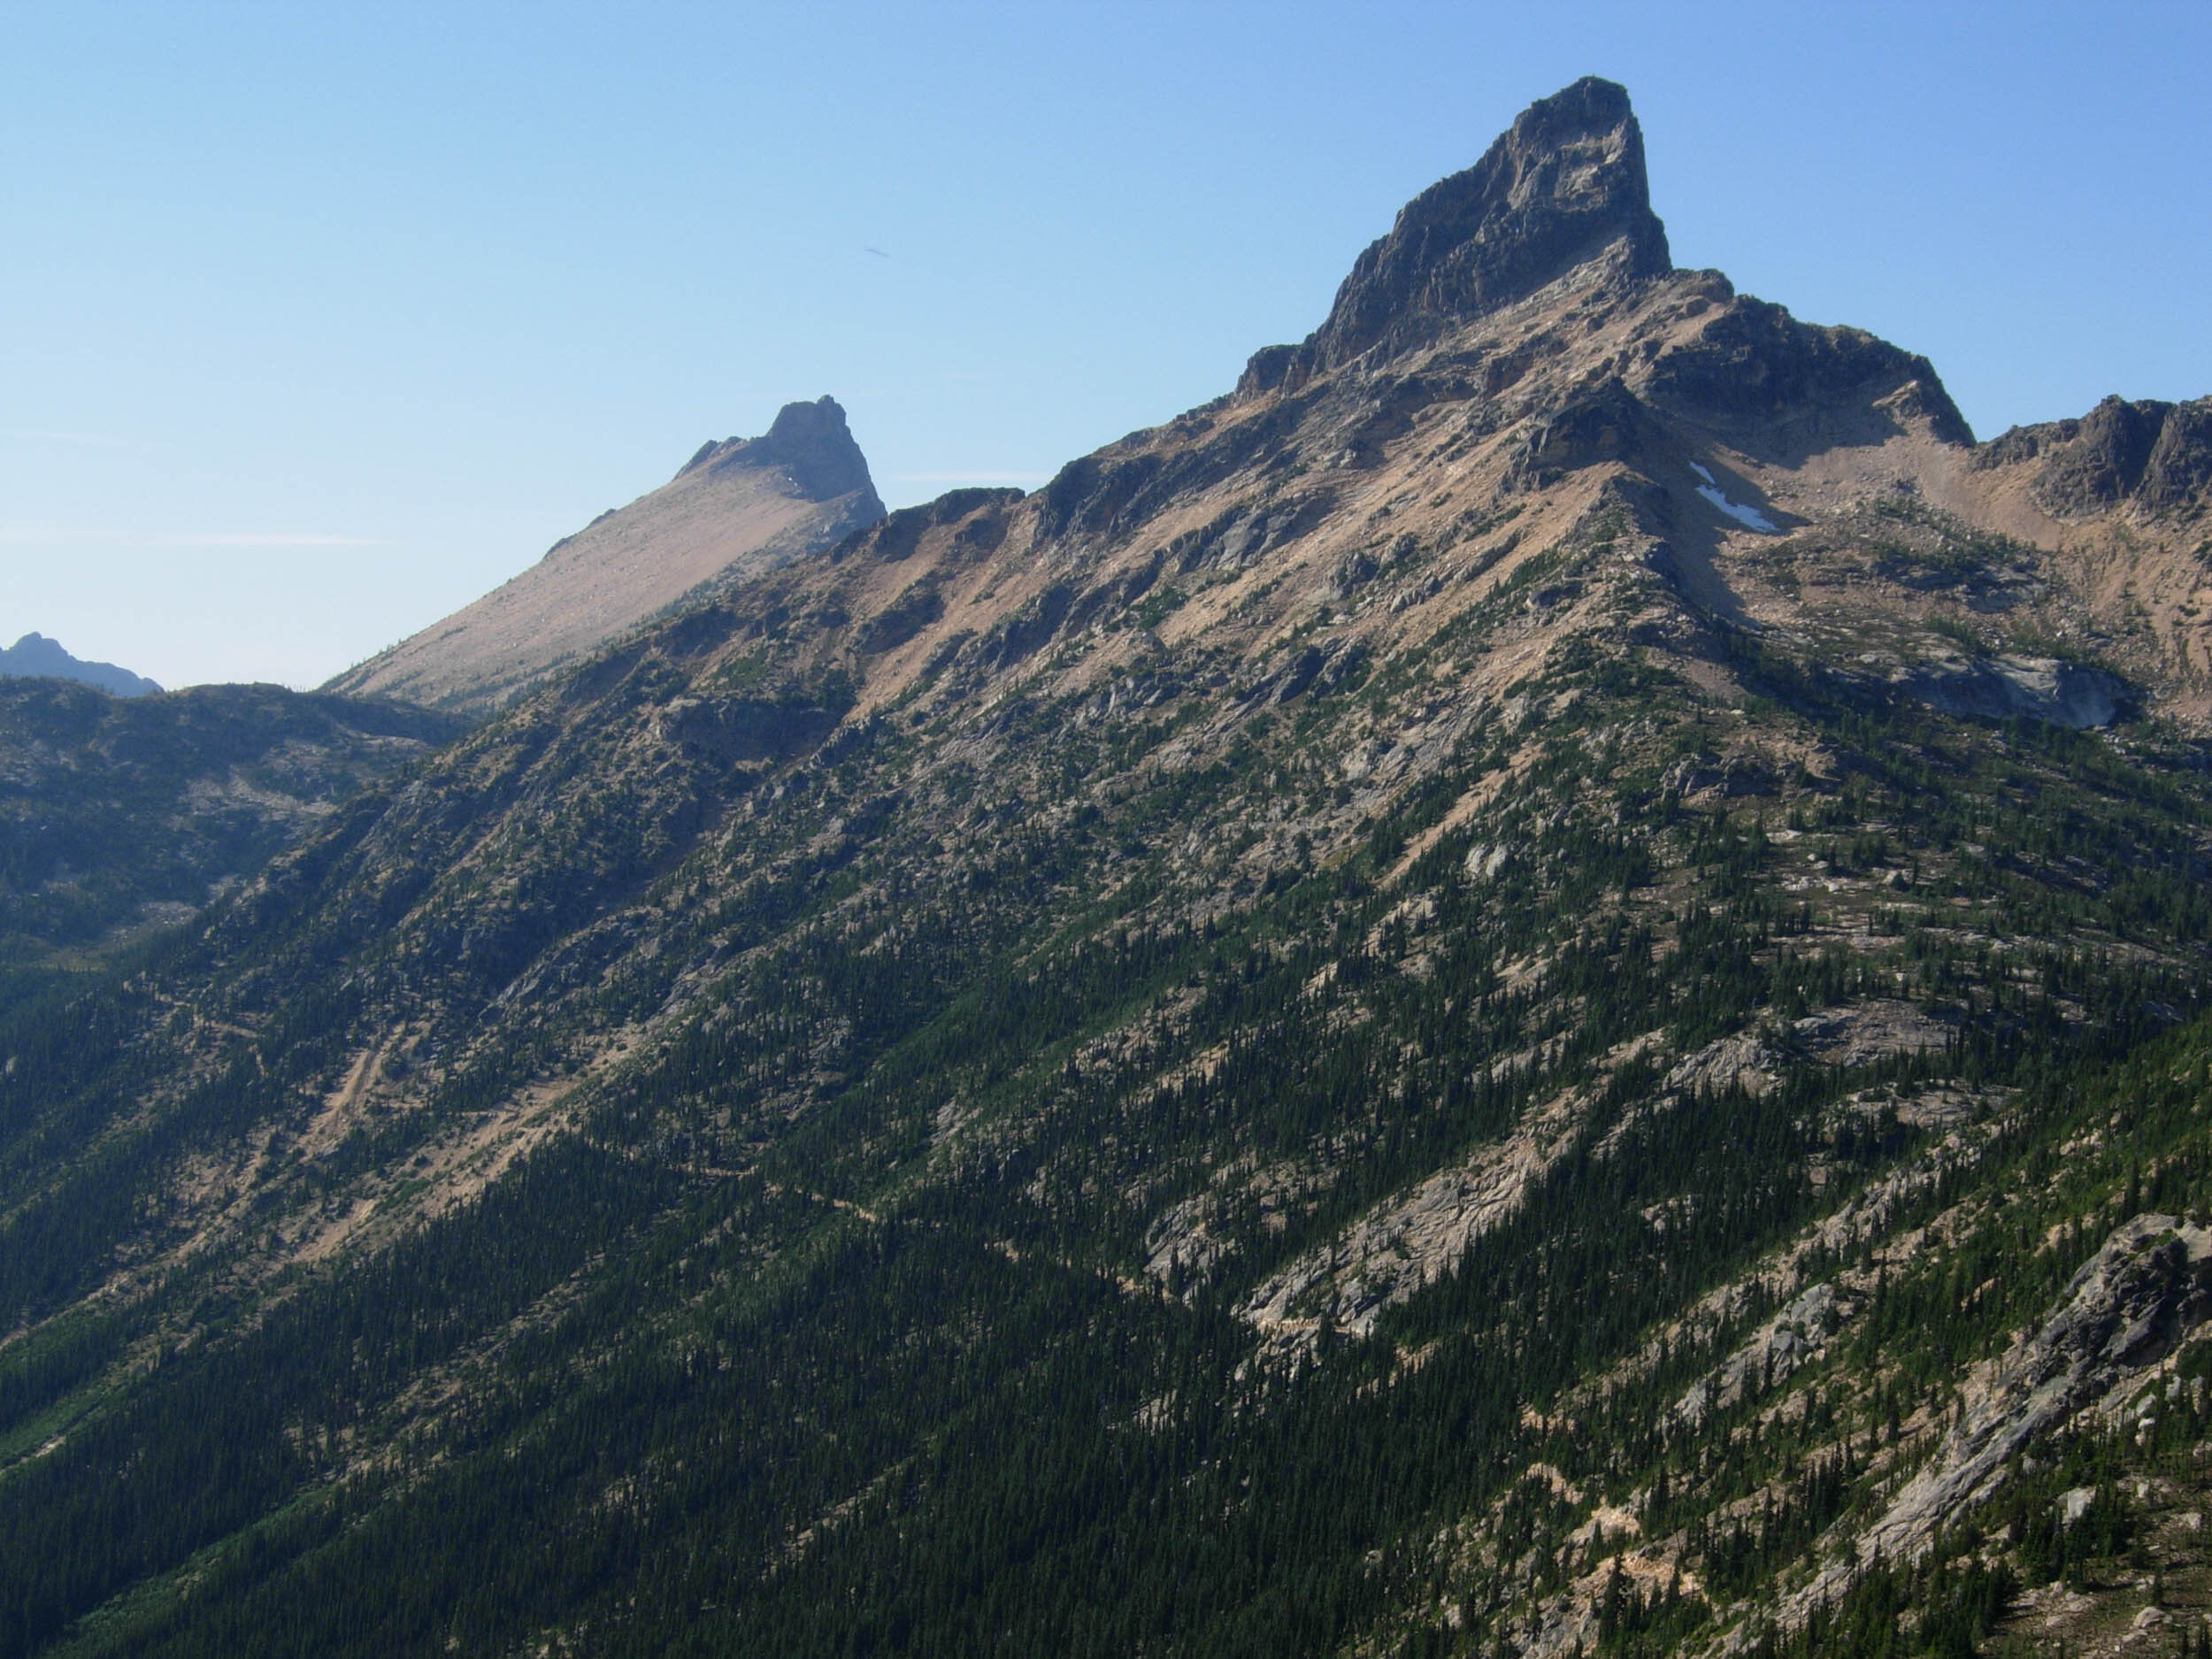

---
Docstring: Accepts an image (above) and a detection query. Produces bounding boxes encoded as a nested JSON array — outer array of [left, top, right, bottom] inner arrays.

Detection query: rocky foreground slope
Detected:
[[327, 395, 884, 715], [3, 78, 2212, 1659]]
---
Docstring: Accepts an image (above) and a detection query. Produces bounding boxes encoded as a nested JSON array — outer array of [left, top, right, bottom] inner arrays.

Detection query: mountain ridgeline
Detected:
[[0, 634, 160, 699], [5, 78, 2212, 1659], [326, 395, 885, 716]]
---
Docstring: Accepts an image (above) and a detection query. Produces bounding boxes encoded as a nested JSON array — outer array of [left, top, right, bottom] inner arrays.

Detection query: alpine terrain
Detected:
[[6, 78, 2212, 1659], [328, 395, 885, 716]]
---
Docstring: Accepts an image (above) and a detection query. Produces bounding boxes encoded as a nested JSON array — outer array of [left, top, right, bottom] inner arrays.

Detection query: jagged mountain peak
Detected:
[[20, 79, 2212, 1659], [1251, 77, 1669, 391], [680, 394, 880, 506]]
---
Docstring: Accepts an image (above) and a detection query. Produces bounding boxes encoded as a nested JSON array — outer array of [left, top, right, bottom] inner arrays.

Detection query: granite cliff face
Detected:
[[4, 81, 2212, 1659], [327, 395, 884, 715]]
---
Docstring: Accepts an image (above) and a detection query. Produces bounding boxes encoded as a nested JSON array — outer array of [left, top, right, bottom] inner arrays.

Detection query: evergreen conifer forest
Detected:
[[6, 80, 2212, 1658]]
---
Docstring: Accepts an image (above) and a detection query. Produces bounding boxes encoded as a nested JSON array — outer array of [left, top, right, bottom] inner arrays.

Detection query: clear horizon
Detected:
[[4, 0, 2208, 691]]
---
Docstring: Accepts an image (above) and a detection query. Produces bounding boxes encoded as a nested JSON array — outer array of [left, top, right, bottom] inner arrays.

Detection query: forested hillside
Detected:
[[0, 679, 465, 1010], [3, 79, 2210, 1658]]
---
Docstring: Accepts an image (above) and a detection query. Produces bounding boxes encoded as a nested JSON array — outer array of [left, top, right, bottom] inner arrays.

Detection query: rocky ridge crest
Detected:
[[4, 78, 2212, 1659], [327, 396, 884, 715]]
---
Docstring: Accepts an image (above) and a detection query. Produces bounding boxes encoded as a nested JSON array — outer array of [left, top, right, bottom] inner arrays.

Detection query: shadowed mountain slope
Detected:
[[4, 80, 2212, 1659], [0, 680, 465, 989], [327, 396, 884, 715]]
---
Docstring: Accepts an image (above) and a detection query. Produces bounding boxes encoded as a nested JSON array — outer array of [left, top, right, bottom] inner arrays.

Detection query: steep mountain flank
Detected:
[[327, 396, 884, 714], [3, 81, 2212, 1659]]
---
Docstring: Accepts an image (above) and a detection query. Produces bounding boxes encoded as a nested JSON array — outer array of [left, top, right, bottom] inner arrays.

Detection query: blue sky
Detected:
[[4, 1, 2208, 689]]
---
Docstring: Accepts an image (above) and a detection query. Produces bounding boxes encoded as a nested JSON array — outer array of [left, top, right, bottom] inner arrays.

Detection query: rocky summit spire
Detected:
[[681, 395, 881, 508], [1264, 78, 1670, 384], [753, 395, 879, 503]]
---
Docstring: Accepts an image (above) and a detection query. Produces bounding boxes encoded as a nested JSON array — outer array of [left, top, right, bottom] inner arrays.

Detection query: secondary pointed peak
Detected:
[[680, 396, 879, 506]]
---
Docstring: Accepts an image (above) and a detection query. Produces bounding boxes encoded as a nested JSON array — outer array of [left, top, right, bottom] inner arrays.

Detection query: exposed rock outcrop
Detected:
[[1640, 296, 1971, 444], [1507, 379, 1648, 490], [1791, 1215, 2212, 1621], [1979, 395, 2212, 519], [1675, 1282, 1850, 1425], [2036, 396, 2175, 511], [1899, 652, 2133, 728], [1237, 1085, 1595, 1343], [1242, 76, 1670, 390]]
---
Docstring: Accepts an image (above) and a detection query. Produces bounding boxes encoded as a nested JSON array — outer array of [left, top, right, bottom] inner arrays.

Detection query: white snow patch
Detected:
[[1692, 465, 1778, 533]]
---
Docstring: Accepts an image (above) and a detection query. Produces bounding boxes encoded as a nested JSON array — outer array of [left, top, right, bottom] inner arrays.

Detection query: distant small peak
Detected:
[[0, 632, 161, 696], [1296, 77, 1671, 373]]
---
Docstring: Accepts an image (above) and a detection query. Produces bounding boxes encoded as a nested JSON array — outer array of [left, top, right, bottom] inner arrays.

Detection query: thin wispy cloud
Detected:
[[0, 427, 134, 448], [168, 533, 392, 548], [893, 471, 1051, 484], [0, 526, 390, 549]]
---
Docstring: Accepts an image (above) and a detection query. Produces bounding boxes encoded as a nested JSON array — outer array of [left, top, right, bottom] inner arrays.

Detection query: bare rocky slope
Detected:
[[3, 79, 2212, 1659], [326, 395, 884, 715]]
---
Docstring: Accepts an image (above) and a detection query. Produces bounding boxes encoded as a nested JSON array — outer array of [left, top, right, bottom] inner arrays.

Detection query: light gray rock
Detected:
[[1900, 652, 2131, 729], [1792, 1001, 1954, 1070], [1663, 1031, 1779, 1098], [1464, 842, 1511, 882], [1787, 1214, 2212, 1624], [1675, 1282, 1847, 1425], [1239, 1086, 1593, 1341]]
